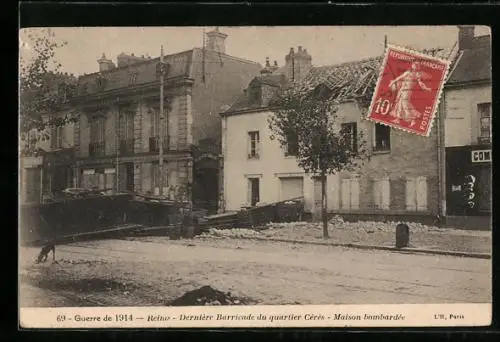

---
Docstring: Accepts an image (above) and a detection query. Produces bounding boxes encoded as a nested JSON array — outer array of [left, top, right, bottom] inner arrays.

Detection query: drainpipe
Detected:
[[437, 95, 445, 219]]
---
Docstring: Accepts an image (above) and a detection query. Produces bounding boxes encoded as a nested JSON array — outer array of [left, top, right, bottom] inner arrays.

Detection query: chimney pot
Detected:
[[458, 25, 475, 50], [274, 60, 278, 66], [265, 57, 270, 67], [298, 46, 303, 52]]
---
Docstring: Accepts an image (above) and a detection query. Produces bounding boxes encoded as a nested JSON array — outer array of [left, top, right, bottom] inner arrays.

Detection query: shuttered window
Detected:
[[373, 178, 390, 209], [406, 176, 428, 211], [340, 177, 360, 210]]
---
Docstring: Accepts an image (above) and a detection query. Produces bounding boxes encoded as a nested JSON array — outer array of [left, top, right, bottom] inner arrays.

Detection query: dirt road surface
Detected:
[[19, 237, 491, 307]]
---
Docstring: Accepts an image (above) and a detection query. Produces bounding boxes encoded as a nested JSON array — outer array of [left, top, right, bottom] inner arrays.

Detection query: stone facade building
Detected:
[[22, 28, 262, 213]]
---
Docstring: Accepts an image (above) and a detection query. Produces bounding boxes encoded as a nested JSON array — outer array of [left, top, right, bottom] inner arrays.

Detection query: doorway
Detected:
[[248, 177, 260, 206]]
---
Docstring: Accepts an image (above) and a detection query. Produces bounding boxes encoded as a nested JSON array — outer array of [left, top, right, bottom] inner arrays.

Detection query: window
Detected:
[[249, 85, 261, 105], [248, 131, 260, 158], [119, 110, 134, 141], [248, 177, 260, 206], [89, 115, 105, 157], [129, 72, 138, 85], [119, 110, 135, 155], [478, 102, 491, 142], [340, 177, 359, 210], [341, 122, 358, 152], [373, 123, 390, 152], [90, 116, 105, 143], [151, 162, 168, 194], [80, 83, 88, 95], [150, 108, 162, 138], [50, 122, 63, 149], [406, 176, 428, 211], [95, 76, 106, 91], [373, 178, 390, 210], [285, 130, 298, 156]]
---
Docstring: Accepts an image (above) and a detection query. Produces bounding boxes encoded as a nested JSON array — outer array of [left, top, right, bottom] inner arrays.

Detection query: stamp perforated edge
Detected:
[[365, 43, 452, 137]]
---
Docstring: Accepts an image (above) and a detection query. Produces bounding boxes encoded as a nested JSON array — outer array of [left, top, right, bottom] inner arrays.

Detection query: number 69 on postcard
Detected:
[[367, 44, 451, 137]]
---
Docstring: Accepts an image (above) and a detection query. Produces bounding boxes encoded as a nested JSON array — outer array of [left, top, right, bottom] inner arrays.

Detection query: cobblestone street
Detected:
[[20, 237, 491, 307]]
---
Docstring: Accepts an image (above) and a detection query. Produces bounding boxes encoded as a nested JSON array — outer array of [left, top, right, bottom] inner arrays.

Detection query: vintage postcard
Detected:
[[19, 26, 492, 329]]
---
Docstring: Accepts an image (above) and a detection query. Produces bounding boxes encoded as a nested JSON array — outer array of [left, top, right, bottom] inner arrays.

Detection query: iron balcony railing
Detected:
[[89, 141, 105, 157], [119, 139, 135, 156], [149, 136, 170, 153]]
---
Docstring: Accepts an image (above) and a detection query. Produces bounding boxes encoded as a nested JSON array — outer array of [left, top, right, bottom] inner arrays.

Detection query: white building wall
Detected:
[[444, 84, 491, 147], [222, 102, 365, 213]]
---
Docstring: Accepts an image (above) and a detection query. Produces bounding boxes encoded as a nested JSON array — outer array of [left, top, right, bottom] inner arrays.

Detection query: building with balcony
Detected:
[[52, 28, 262, 213], [440, 26, 492, 229]]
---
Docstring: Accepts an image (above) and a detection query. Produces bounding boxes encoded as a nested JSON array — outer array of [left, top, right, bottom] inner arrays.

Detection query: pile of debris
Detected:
[[168, 285, 253, 306], [196, 228, 263, 239], [266, 216, 439, 233]]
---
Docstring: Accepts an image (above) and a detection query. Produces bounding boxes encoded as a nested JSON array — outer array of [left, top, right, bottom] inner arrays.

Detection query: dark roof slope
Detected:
[[222, 57, 383, 116], [75, 49, 195, 96], [300, 57, 382, 103], [447, 44, 491, 85]]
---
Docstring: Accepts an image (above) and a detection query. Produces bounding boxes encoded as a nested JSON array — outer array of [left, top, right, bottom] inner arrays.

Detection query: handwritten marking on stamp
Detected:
[[367, 44, 451, 137]]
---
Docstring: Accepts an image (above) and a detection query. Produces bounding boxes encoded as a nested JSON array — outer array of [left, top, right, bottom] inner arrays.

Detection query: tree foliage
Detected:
[[19, 28, 78, 156], [268, 84, 370, 238]]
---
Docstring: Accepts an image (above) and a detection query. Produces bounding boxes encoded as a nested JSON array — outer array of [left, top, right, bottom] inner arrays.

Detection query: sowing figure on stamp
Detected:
[[388, 62, 431, 127]]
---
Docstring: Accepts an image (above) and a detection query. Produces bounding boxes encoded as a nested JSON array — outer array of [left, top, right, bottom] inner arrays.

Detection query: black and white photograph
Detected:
[[19, 25, 492, 328]]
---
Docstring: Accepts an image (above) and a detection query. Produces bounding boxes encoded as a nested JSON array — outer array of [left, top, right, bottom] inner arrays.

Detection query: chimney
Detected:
[[116, 52, 148, 68], [97, 53, 115, 72], [206, 27, 228, 54], [458, 26, 475, 50], [284, 46, 312, 83]]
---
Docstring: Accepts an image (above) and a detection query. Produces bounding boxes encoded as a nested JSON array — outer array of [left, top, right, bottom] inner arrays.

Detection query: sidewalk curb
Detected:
[[228, 236, 491, 260]]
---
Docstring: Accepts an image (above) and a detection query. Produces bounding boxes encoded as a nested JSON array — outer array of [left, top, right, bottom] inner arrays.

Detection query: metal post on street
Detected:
[[159, 45, 165, 197]]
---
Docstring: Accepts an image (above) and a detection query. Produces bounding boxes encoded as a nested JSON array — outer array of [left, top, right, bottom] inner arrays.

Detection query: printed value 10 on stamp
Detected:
[[367, 44, 451, 137]]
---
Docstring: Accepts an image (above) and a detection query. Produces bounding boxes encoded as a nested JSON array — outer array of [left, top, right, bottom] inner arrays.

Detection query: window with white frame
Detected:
[[406, 176, 428, 211], [373, 178, 390, 209], [478, 102, 492, 142], [340, 177, 360, 210], [248, 131, 260, 158]]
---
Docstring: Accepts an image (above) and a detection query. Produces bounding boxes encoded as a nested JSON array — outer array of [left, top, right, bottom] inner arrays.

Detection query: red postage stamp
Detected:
[[367, 44, 451, 137]]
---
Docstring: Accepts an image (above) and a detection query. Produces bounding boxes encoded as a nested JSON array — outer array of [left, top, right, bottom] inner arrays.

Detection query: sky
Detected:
[[19, 26, 490, 76]]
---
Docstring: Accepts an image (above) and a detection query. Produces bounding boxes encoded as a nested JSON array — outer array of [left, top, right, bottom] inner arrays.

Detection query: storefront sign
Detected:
[[83, 169, 95, 175], [104, 168, 116, 174], [471, 149, 492, 163]]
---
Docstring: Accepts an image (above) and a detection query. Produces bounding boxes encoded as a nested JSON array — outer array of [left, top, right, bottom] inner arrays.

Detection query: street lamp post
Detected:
[[159, 46, 165, 197]]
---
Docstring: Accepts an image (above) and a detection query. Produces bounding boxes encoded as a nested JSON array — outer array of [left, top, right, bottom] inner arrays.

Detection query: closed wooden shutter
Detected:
[[341, 178, 350, 209], [416, 176, 428, 211], [381, 178, 390, 210], [405, 178, 417, 211], [350, 177, 360, 209], [373, 179, 382, 208]]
